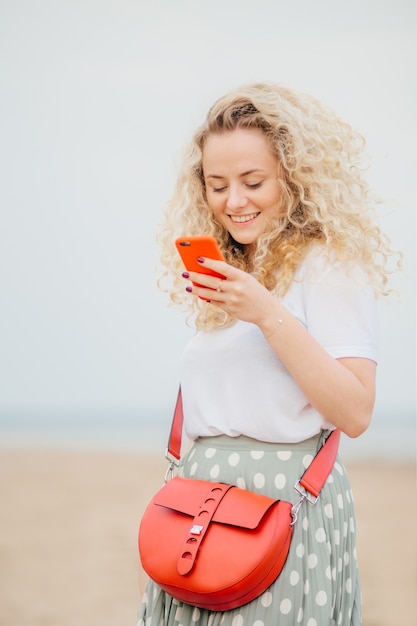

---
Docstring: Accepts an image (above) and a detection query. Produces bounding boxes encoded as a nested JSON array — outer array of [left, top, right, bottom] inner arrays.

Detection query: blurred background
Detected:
[[0, 0, 415, 461]]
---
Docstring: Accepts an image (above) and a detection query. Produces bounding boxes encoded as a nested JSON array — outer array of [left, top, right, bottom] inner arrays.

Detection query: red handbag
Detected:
[[138, 389, 340, 611]]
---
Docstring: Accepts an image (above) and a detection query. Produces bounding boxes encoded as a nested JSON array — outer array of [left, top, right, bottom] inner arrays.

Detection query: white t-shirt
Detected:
[[180, 247, 379, 443]]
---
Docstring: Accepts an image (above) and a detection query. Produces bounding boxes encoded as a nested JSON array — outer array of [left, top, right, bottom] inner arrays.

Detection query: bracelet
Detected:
[[263, 318, 283, 341]]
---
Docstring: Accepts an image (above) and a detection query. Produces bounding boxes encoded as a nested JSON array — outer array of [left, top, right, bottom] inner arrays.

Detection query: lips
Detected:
[[229, 212, 260, 223]]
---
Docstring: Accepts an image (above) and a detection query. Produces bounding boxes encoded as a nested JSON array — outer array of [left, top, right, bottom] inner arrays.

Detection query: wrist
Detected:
[[258, 303, 287, 340]]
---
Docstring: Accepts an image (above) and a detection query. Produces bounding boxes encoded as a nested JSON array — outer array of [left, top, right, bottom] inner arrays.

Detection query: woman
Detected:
[[138, 83, 398, 626]]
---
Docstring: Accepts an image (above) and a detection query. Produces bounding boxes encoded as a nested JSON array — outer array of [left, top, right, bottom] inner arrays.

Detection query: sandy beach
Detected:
[[0, 448, 415, 626]]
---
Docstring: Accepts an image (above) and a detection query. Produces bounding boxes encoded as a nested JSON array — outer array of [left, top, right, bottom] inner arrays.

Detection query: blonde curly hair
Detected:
[[157, 82, 399, 330]]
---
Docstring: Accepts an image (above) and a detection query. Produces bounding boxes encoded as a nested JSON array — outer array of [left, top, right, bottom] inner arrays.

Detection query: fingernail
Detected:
[[186, 286, 192, 293], [197, 257, 205, 263], [182, 271, 190, 279]]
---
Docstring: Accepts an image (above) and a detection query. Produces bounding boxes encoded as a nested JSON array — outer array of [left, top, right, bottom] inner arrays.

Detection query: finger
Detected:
[[184, 270, 227, 292], [185, 282, 226, 303], [192, 278, 227, 296], [196, 257, 234, 279]]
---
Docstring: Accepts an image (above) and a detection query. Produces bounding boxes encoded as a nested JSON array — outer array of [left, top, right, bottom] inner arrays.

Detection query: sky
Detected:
[[0, 0, 415, 430]]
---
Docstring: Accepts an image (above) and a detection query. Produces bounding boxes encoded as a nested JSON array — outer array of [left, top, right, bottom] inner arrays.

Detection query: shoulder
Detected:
[[295, 245, 372, 291]]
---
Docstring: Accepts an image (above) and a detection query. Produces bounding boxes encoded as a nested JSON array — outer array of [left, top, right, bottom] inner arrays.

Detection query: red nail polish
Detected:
[[197, 257, 205, 263], [186, 286, 192, 293], [182, 271, 190, 279]]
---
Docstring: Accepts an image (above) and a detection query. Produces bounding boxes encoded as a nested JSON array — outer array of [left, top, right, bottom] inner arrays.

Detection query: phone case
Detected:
[[175, 236, 226, 290]]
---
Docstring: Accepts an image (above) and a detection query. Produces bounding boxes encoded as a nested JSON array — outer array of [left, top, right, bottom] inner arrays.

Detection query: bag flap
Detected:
[[152, 476, 279, 530]]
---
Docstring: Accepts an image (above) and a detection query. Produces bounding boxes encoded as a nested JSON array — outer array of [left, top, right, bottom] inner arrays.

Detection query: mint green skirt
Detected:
[[137, 433, 361, 626]]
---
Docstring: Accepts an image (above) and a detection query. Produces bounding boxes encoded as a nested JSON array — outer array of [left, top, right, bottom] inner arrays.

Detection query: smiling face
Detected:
[[202, 128, 282, 250]]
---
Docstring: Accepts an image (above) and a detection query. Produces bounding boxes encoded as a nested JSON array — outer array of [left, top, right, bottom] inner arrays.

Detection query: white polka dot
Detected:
[[290, 570, 300, 585], [188, 447, 196, 460], [324, 503, 334, 519], [337, 494, 344, 509], [334, 530, 340, 545], [236, 477, 246, 489], [316, 590, 327, 606], [315, 527, 326, 543], [296, 543, 305, 558], [191, 607, 201, 621], [307, 618, 318, 626], [232, 615, 244, 626], [332, 566, 337, 580], [250, 450, 264, 460], [338, 613, 343, 625], [274, 473, 286, 489], [346, 578, 352, 594], [343, 522, 348, 537], [297, 607, 304, 623], [334, 462, 344, 475], [349, 517, 355, 532], [302, 516, 309, 531], [344, 551, 350, 566], [253, 621, 265, 626], [260, 591, 273, 607], [277, 450, 292, 460], [338, 557, 343, 572], [205, 447, 216, 458], [253, 473, 265, 489], [346, 489, 352, 503], [228, 452, 240, 467], [190, 462, 198, 476], [327, 473, 334, 483], [325, 565, 332, 579], [209, 464, 220, 479], [308, 553, 318, 568], [302, 454, 314, 468], [280, 598, 292, 614], [304, 579, 310, 595]]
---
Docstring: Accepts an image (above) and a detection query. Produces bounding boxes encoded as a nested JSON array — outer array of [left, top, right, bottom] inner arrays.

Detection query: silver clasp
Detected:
[[294, 479, 320, 505], [291, 480, 320, 526], [164, 449, 180, 482], [290, 493, 306, 526]]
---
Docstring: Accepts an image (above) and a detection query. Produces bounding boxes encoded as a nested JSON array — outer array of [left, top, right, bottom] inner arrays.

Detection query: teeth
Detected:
[[230, 213, 259, 223]]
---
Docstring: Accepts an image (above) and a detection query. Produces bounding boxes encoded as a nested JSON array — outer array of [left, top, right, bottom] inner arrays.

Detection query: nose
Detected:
[[226, 184, 248, 211]]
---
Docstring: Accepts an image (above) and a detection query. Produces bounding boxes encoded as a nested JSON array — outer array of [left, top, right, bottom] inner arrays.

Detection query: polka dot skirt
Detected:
[[137, 433, 361, 626]]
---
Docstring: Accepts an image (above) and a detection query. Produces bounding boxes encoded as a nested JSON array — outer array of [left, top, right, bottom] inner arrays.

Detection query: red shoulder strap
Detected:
[[298, 428, 340, 498], [166, 387, 183, 461]]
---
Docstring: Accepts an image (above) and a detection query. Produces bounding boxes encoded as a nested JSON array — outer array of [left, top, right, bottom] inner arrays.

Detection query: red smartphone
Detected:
[[175, 236, 226, 291]]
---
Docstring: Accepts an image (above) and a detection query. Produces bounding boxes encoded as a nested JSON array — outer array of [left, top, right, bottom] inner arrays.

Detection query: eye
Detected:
[[246, 182, 262, 189], [212, 186, 227, 193]]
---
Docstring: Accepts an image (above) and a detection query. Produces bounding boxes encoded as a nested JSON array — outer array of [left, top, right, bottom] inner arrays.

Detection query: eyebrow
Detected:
[[205, 168, 266, 179]]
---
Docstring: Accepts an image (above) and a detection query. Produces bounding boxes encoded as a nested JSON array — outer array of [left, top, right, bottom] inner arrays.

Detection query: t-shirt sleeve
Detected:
[[300, 256, 379, 362]]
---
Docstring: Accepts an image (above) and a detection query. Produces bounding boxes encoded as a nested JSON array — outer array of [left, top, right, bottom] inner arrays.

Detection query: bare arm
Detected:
[[258, 301, 376, 437]]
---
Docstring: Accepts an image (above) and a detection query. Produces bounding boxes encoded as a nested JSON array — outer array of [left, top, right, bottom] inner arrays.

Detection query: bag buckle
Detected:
[[164, 449, 180, 482], [294, 480, 320, 505], [290, 493, 306, 526], [291, 480, 320, 526]]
